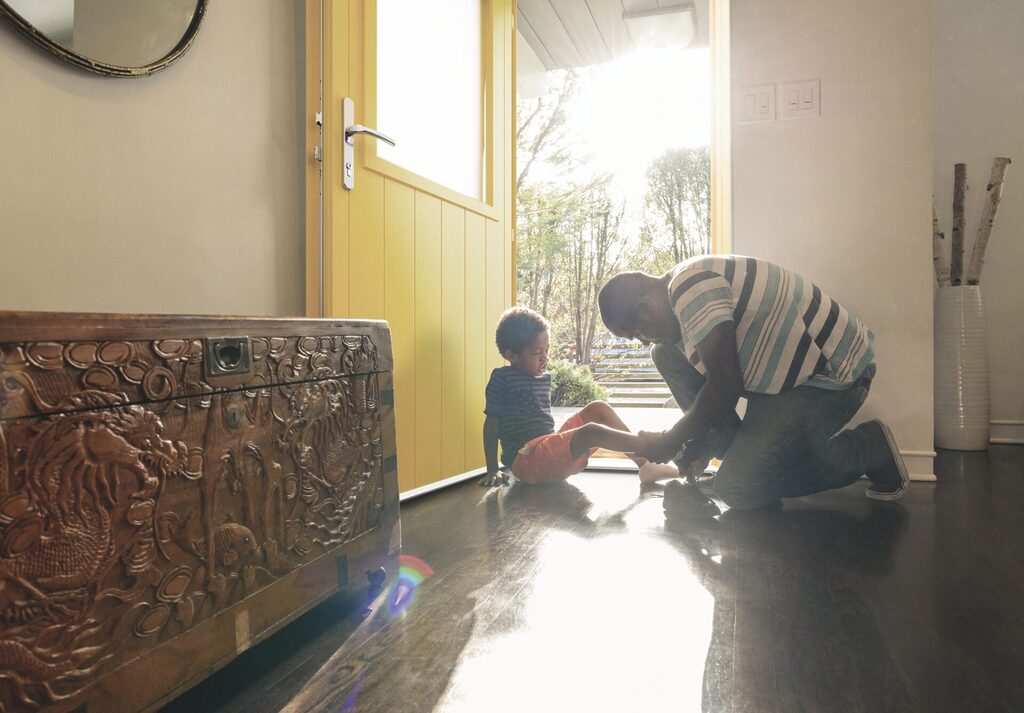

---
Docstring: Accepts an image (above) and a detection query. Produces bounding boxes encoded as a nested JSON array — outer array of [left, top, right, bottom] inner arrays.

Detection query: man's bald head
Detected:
[[599, 271, 663, 336]]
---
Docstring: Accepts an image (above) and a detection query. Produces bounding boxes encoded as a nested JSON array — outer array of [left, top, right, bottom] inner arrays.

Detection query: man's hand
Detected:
[[479, 469, 510, 487], [636, 430, 682, 464]]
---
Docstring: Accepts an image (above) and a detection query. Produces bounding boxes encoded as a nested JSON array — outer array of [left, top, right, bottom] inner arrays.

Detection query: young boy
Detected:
[[483, 307, 669, 485]]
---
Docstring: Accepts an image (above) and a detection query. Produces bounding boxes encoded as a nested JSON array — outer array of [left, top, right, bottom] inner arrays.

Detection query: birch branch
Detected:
[[950, 163, 967, 285], [966, 157, 1012, 285], [932, 199, 951, 287]]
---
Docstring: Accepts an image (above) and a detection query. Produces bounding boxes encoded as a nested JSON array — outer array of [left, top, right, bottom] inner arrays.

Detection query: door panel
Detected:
[[464, 212, 488, 467], [383, 180, 417, 490], [413, 191, 443, 489], [348, 169, 385, 319], [441, 202, 467, 480], [310, 0, 513, 492]]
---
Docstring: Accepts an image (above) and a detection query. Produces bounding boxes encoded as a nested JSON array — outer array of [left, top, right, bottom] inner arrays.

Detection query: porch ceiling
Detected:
[[517, 0, 709, 71]]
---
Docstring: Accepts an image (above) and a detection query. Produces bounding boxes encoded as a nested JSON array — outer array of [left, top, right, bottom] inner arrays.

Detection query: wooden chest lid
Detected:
[[0, 311, 393, 421]]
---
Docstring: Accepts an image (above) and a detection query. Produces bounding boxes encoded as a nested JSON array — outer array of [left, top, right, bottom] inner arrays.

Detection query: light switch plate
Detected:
[[735, 84, 776, 123], [780, 79, 820, 119]]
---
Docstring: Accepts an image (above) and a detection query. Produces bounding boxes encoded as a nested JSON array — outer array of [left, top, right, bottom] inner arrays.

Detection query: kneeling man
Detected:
[[598, 255, 908, 511]]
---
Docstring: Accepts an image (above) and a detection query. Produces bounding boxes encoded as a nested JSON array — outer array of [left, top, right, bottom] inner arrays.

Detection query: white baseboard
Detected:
[[399, 467, 486, 502], [901, 450, 937, 482], [991, 420, 1024, 445]]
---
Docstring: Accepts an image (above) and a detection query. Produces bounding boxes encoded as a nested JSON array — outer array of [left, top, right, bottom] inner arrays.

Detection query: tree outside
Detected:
[[516, 65, 711, 376]]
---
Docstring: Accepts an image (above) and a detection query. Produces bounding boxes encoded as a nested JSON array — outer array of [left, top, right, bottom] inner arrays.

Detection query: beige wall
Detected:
[[0, 1, 306, 316], [731, 0, 935, 477], [73, 0, 198, 68], [933, 0, 1024, 445]]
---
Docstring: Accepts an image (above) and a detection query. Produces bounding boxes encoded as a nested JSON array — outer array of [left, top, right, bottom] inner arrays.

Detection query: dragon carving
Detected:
[[0, 390, 185, 708]]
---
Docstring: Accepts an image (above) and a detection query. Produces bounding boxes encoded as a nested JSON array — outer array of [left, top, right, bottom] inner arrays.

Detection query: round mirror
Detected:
[[0, 0, 206, 77]]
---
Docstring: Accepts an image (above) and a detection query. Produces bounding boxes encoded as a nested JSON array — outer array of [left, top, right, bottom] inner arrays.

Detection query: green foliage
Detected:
[[645, 146, 712, 265], [516, 70, 711, 363], [548, 360, 607, 407]]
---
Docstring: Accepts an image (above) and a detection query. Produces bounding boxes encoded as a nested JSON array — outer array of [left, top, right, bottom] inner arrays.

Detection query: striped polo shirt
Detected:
[[668, 255, 875, 393]]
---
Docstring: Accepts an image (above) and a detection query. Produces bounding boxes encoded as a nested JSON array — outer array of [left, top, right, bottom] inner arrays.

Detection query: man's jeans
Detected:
[[651, 343, 878, 510]]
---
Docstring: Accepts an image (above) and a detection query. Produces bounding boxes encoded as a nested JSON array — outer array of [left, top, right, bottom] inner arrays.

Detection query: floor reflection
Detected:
[[661, 488, 911, 712], [163, 447, 1024, 712], [439, 480, 715, 713]]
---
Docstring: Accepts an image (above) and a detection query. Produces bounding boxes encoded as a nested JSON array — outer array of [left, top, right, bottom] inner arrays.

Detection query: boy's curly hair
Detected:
[[495, 307, 549, 354]]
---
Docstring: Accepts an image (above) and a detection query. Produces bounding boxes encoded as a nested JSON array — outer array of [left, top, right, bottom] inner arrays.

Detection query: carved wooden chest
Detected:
[[0, 313, 400, 712]]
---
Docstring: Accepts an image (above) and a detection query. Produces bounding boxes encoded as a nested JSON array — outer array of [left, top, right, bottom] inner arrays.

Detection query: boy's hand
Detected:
[[479, 469, 510, 487], [637, 429, 682, 464]]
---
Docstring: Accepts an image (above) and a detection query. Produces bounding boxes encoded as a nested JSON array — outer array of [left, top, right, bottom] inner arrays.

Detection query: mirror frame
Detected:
[[0, 0, 207, 77]]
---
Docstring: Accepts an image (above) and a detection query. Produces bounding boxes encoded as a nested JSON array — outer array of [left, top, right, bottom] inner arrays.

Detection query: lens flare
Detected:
[[341, 670, 366, 713], [387, 554, 434, 616]]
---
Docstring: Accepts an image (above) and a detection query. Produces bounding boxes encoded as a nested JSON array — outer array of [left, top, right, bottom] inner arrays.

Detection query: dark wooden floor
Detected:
[[162, 445, 1024, 713]]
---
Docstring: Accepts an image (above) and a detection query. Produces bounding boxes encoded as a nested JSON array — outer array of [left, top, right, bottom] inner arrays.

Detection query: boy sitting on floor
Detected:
[[482, 307, 674, 486]]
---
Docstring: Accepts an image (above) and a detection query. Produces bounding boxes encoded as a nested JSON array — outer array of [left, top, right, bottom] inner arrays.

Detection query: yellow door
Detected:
[[305, 1, 515, 493]]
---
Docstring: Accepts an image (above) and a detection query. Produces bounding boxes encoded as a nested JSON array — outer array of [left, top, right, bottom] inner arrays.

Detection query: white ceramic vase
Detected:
[[934, 285, 990, 450]]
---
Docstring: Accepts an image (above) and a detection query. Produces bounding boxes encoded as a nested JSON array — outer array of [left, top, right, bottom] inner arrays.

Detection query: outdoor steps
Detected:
[[593, 368, 663, 377], [589, 340, 670, 408], [606, 388, 672, 398], [596, 378, 661, 385], [604, 389, 671, 408]]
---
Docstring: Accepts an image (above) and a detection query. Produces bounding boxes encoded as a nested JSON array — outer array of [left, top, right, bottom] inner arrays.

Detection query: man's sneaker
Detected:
[[673, 453, 708, 484], [663, 479, 721, 518], [862, 420, 909, 501]]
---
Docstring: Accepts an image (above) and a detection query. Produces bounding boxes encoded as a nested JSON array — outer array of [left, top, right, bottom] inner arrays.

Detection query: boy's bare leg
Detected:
[[568, 422, 678, 482], [569, 419, 667, 460], [575, 400, 631, 430], [568, 422, 644, 458], [573, 401, 648, 465], [570, 402, 679, 482]]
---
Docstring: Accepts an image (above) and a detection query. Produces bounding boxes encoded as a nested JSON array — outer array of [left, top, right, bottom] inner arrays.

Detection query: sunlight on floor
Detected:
[[436, 531, 714, 712]]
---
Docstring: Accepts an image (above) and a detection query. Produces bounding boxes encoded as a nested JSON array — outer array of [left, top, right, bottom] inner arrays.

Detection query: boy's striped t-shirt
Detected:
[[484, 366, 555, 466], [668, 255, 875, 394]]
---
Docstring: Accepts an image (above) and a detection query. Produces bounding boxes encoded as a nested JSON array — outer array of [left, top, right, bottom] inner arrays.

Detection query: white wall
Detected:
[[933, 0, 1024, 445], [731, 0, 935, 477], [0, 1, 305, 317]]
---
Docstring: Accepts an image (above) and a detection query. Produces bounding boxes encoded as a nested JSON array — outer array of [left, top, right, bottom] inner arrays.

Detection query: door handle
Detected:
[[342, 97, 396, 191], [345, 124, 395, 147]]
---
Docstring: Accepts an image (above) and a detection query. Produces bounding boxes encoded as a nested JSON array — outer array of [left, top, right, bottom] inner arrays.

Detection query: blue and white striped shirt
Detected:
[[668, 255, 875, 394]]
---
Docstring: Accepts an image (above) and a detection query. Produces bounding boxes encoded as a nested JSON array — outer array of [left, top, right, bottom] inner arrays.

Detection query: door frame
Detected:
[[710, 0, 732, 254]]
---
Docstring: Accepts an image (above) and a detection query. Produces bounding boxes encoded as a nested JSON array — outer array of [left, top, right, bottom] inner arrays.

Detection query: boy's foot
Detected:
[[860, 420, 909, 501], [638, 461, 679, 483]]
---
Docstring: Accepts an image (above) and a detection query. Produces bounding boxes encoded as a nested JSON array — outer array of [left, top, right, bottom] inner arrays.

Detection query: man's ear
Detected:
[[501, 348, 516, 361]]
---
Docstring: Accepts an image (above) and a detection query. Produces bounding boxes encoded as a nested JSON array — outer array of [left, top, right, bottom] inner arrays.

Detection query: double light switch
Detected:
[[736, 79, 820, 123], [780, 79, 820, 119]]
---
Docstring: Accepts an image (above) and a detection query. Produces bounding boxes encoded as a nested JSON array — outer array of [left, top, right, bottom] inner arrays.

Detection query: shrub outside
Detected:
[[548, 360, 608, 406]]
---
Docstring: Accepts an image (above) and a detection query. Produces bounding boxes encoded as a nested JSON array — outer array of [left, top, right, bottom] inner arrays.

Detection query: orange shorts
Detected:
[[510, 412, 596, 484]]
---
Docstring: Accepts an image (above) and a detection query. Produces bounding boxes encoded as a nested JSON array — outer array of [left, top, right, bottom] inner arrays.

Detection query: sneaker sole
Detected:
[[865, 422, 909, 501]]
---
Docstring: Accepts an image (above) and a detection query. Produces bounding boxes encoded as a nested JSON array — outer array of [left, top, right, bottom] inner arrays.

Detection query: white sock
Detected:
[[638, 461, 680, 483]]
